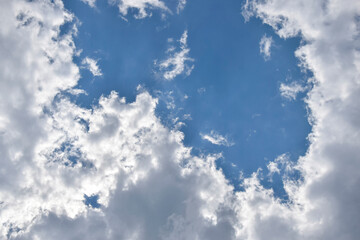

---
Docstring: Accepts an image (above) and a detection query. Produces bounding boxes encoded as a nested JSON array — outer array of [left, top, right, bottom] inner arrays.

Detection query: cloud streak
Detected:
[[259, 34, 273, 61], [82, 57, 102, 77], [200, 131, 235, 147], [156, 30, 194, 81]]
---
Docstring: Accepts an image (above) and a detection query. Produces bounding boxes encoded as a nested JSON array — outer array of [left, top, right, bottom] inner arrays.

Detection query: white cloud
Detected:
[[0, 3, 231, 239], [240, 0, 360, 239], [279, 82, 307, 100], [267, 161, 280, 175], [82, 57, 102, 77], [67, 88, 88, 96], [177, 0, 186, 14], [154, 90, 176, 109], [81, 0, 97, 8], [259, 34, 273, 61], [0, 0, 80, 236], [109, 0, 170, 19], [200, 131, 235, 147], [156, 30, 194, 81], [267, 153, 294, 180], [1, 0, 360, 239]]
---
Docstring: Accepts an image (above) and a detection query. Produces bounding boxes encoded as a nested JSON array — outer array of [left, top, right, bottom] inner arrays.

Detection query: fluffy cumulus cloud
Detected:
[[241, 0, 360, 239], [200, 131, 235, 147], [1, 0, 360, 240], [0, 0, 79, 237], [259, 34, 273, 61], [0, 2, 231, 239], [156, 30, 195, 81]]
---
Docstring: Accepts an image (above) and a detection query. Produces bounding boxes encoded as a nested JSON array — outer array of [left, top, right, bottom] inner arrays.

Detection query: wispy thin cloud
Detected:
[[109, 0, 170, 19], [81, 0, 97, 8], [200, 130, 234, 147], [156, 30, 194, 81], [279, 82, 307, 100], [177, 0, 186, 14], [82, 57, 102, 77], [259, 34, 273, 61]]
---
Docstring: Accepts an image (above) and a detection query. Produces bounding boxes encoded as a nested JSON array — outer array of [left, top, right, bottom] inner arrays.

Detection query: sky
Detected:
[[0, 0, 359, 239]]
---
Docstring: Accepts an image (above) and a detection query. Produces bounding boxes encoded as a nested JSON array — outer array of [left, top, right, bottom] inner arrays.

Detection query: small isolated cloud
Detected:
[[81, 0, 97, 8], [82, 57, 102, 77], [259, 34, 273, 61], [177, 0, 186, 14], [197, 87, 206, 94], [200, 131, 234, 147], [109, 0, 170, 19], [156, 30, 194, 81], [280, 82, 306, 100], [67, 88, 88, 96]]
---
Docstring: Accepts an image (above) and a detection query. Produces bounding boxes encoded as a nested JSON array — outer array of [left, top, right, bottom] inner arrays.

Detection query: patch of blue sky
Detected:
[[84, 194, 101, 208], [63, 0, 311, 197]]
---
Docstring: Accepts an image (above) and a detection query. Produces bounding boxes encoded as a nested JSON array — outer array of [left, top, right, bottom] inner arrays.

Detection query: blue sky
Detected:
[[65, 0, 310, 192], [1, 0, 359, 239]]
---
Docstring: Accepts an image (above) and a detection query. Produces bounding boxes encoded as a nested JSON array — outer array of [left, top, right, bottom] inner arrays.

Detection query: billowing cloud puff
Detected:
[[1, 0, 360, 239], [0, 2, 231, 239], [241, 0, 360, 239]]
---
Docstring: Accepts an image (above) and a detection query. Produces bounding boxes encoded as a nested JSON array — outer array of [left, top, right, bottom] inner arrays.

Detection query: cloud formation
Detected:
[[177, 0, 186, 14], [242, 0, 360, 238], [279, 82, 307, 100], [200, 131, 235, 147], [81, 0, 97, 8], [259, 34, 273, 61], [1, 0, 360, 239], [109, 0, 170, 19], [156, 30, 194, 81], [0, 2, 229, 239], [82, 57, 102, 77]]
